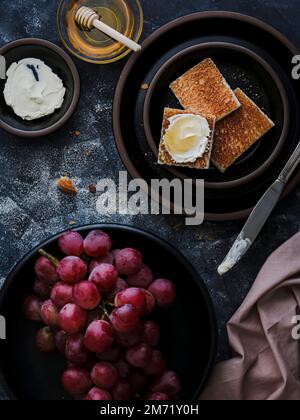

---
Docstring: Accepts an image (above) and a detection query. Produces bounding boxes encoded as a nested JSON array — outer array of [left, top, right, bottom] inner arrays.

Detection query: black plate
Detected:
[[113, 12, 300, 221], [144, 42, 289, 189], [0, 224, 217, 400], [0, 38, 80, 138]]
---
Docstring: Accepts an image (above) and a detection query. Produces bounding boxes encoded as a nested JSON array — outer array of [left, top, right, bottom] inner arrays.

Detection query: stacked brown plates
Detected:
[[113, 12, 300, 221]]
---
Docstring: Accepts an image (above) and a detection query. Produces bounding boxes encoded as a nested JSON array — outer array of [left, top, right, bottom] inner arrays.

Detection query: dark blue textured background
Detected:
[[0, 0, 300, 399]]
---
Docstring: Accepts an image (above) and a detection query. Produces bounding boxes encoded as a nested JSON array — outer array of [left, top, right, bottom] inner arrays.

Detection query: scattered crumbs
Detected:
[[69, 220, 77, 226], [195, 232, 205, 241], [172, 223, 183, 232], [89, 184, 97, 194], [195, 232, 215, 241], [57, 177, 77, 195], [141, 83, 149, 90], [85, 149, 92, 157], [70, 130, 81, 137]]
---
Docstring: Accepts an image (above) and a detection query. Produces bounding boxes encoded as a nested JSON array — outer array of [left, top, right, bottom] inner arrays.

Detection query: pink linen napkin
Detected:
[[200, 232, 300, 400]]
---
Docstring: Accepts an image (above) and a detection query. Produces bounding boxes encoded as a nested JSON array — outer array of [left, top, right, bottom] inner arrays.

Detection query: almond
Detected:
[[57, 177, 77, 195]]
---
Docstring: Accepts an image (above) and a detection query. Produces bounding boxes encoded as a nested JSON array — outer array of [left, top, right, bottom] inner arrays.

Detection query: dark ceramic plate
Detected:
[[113, 12, 300, 221], [0, 38, 80, 138], [0, 224, 217, 400], [143, 42, 290, 189]]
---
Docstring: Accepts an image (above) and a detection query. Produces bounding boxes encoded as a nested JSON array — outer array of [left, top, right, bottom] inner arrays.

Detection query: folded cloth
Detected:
[[200, 232, 300, 401]]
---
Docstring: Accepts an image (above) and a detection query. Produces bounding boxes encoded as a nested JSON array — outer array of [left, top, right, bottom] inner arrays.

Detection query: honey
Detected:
[[65, 0, 135, 59]]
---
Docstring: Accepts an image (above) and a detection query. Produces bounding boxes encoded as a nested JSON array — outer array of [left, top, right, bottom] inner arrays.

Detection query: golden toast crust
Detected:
[[170, 58, 241, 122], [158, 108, 216, 170], [211, 88, 275, 172]]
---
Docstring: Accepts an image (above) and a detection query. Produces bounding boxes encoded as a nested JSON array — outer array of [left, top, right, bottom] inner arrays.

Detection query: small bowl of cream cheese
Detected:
[[0, 38, 80, 138]]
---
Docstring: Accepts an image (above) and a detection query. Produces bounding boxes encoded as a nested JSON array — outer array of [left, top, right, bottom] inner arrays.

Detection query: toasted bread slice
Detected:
[[211, 88, 275, 172], [170, 58, 241, 122], [158, 108, 216, 170]]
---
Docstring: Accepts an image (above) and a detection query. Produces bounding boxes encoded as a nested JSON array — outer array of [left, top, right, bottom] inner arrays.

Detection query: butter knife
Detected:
[[218, 141, 300, 276], [0, 55, 6, 79]]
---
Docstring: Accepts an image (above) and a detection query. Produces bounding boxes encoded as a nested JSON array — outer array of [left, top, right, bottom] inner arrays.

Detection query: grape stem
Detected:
[[99, 303, 110, 320], [99, 299, 114, 320], [39, 249, 59, 268]]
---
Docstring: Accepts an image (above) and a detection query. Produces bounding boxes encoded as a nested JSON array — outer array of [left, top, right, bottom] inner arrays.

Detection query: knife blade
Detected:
[[218, 141, 300, 276], [0, 55, 6, 80]]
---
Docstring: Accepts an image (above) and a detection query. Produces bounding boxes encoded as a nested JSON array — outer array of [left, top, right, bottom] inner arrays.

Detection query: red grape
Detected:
[[55, 330, 68, 354], [85, 307, 105, 328], [23, 295, 43, 322], [89, 264, 118, 293], [89, 254, 114, 273], [84, 320, 114, 353], [86, 388, 112, 401], [83, 230, 112, 258], [127, 265, 153, 288], [57, 257, 87, 284], [59, 303, 87, 334], [112, 381, 133, 400], [115, 288, 146, 316], [111, 249, 121, 263], [36, 327, 56, 353], [33, 278, 51, 299], [142, 321, 160, 347], [66, 334, 92, 367], [148, 279, 176, 308], [144, 350, 166, 376], [62, 368, 92, 397], [114, 357, 132, 379], [41, 300, 60, 327], [91, 362, 119, 389], [147, 393, 169, 401], [116, 324, 143, 347], [58, 231, 84, 257], [126, 344, 153, 369], [34, 256, 59, 284], [143, 290, 156, 315], [130, 370, 148, 394], [105, 278, 128, 303], [109, 304, 140, 333], [97, 343, 121, 363], [51, 282, 73, 307], [73, 281, 101, 310], [115, 248, 143, 276], [151, 371, 181, 398]]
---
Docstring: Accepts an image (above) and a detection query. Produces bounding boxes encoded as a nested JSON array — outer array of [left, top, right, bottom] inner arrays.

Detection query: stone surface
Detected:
[[0, 0, 300, 399]]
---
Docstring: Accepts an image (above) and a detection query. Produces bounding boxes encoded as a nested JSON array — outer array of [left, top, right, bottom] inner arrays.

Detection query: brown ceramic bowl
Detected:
[[143, 42, 290, 190], [0, 38, 80, 138], [113, 11, 300, 221]]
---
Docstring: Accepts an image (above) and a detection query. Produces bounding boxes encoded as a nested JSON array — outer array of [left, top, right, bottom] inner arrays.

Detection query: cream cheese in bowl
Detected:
[[163, 114, 210, 163], [4, 58, 66, 121]]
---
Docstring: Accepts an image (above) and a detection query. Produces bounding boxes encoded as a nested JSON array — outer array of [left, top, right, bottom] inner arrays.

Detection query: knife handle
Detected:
[[278, 142, 300, 184]]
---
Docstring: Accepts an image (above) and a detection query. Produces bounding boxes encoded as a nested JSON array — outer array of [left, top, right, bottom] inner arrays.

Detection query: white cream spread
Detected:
[[4, 58, 66, 121], [163, 114, 210, 163], [218, 234, 252, 276]]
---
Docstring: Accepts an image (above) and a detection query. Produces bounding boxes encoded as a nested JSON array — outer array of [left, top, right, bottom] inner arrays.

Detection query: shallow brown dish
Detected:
[[143, 42, 290, 190], [113, 11, 300, 221], [0, 38, 80, 138]]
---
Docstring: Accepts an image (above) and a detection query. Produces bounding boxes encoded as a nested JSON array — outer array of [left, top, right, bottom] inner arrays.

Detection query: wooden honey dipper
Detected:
[[75, 6, 142, 52]]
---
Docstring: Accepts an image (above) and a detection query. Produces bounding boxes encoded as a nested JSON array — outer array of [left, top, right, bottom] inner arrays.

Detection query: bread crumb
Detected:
[[89, 184, 97, 194], [172, 223, 183, 232], [141, 83, 149, 90], [70, 130, 81, 137]]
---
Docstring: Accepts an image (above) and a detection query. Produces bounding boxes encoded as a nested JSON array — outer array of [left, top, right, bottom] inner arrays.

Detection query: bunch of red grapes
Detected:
[[23, 230, 181, 400]]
